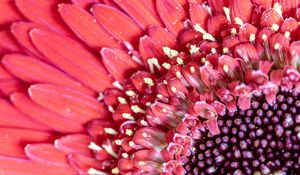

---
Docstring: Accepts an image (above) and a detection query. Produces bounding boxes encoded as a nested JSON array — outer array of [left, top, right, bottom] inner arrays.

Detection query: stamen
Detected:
[[144, 77, 154, 86], [118, 97, 127, 104], [131, 105, 146, 113], [125, 90, 136, 97], [122, 113, 135, 120], [104, 128, 118, 135], [163, 47, 179, 58], [88, 168, 108, 175], [162, 62, 171, 70], [189, 45, 200, 54], [112, 81, 124, 90], [88, 142, 102, 151], [102, 143, 118, 158]]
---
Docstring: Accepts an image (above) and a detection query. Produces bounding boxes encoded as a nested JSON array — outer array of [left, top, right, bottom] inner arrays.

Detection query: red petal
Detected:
[[230, 0, 253, 24], [92, 4, 143, 47], [101, 47, 141, 81], [189, 3, 209, 29], [68, 153, 102, 174], [0, 79, 27, 97], [29, 84, 109, 123], [0, 65, 13, 80], [0, 98, 48, 130], [25, 144, 68, 165], [139, 35, 165, 67], [0, 30, 20, 54], [208, 0, 230, 14], [11, 92, 85, 133], [251, 0, 272, 9], [54, 134, 92, 156], [0, 128, 53, 158], [147, 25, 177, 48], [113, 0, 162, 29], [0, 0, 23, 26], [0, 155, 76, 175], [30, 28, 113, 92], [2, 54, 94, 96], [15, 0, 71, 36], [59, 4, 121, 50], [156, 0, 186, 36], [10, 22, 46, 59], [71, 0, 100, 10]]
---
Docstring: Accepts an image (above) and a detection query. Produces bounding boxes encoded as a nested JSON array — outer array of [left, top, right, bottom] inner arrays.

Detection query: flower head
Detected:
[[0, 0, 300, 175]]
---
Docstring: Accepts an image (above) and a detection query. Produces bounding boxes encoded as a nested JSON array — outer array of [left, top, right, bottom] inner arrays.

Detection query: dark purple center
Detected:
[[184, 91, 300, 175]]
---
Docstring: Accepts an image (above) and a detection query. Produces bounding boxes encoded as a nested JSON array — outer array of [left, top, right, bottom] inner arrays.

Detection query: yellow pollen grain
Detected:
[[189, 45, 200, 54], [122, 113, 135, 120], [162, 62, 171, 70], [125, 90, 136, 97], [262, 34, 268, 41], [231, 28, 237, 35], [118, 96, 127, 104], [162, 47, 178, 58], [271, 24, 279, 31], [129, 141, 135, 147], [115, 139, 123, 145], [108, 105, 115, 113], [234, 17, 244, 25], [88, 142, 102, 151], [223, 47, 229, 53], [176, 57, 184, 65], [143, 77, 154, 86], [284, 31, 290, 38], [223, 64, 229, 73], [125, 129, 133, 136], [171, 86, 177, 93], [223, 7, 231, 22], [274, 43, 281, 50], [104, 128, 118, 135], [190, 66, 196, 73], [131, 105, 145, 113], [112, 81, 124, 90], [88, 168, 105, 175], [249, 33, 255, 42], [112, 167, 120, 174], [122, 153, 129, 158]]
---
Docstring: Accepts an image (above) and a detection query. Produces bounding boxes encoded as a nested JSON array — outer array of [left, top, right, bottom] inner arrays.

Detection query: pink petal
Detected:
[[92, 4, 143, 47], [139, 35, 165, 67], [54, 134, 92, 156], [0, 79, 27, 97], [15, 0, 71, 36], [11, 92, 85, 133], [25, 143, 68, 165], [113, 0, 162, 29], [0, 128, 53, 158], [10, 22, 45, 58], [189, 3, 209, 29], [147, 25, 177, 48], [0, 65, 13, 80], [0, 29, 20, 54], [2, 54, 94, 96], [0, 98, 49, 130], [156, 0, 186, 36], [68, 153, 102, 174], [0, 155, 76, 175], [71, 0, 100, 10], [101, 47, 142, 81], [208, 0, 230, 14], [0, 0, 23, 26], [30, 28, 113, 92], [230, 0, 253, 24], [59, 3, 121, 50], [29, 84, 109, 123]]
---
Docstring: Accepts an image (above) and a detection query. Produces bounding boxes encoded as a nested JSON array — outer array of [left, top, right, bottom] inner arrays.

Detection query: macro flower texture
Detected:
[[1, 0, 300, 175]]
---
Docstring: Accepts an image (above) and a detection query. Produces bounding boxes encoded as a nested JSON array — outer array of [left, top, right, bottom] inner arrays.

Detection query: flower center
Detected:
[[184, 90, 300, 175]]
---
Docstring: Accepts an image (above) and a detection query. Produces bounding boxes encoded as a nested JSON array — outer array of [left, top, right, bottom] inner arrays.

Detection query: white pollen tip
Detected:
[[88, 142, 102, 151], [111, 167, 119, 174], [125, 90, 136, 97], [117, 96, 127, 104], [88, 168, 108, 175], [122, 113, 135, 120], [162, 47, 179, 58], [143, 77, 154, 86], [112, 81, 124, 90], [189, 45, 200, 54], [274, 43, 281, 50], [162, 62, 171, 70], [271, 24, 279, 31], [249, 33, 256, 42], [234, 17, 244, 26], [176, 57, 184, 65]]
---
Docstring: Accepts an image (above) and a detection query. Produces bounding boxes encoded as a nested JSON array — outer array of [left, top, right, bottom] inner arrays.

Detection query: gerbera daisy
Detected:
[[0, 0, 300, 174]]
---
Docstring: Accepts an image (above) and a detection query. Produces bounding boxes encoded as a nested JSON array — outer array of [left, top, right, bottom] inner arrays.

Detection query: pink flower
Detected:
[[0, 0, 300, 174]]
